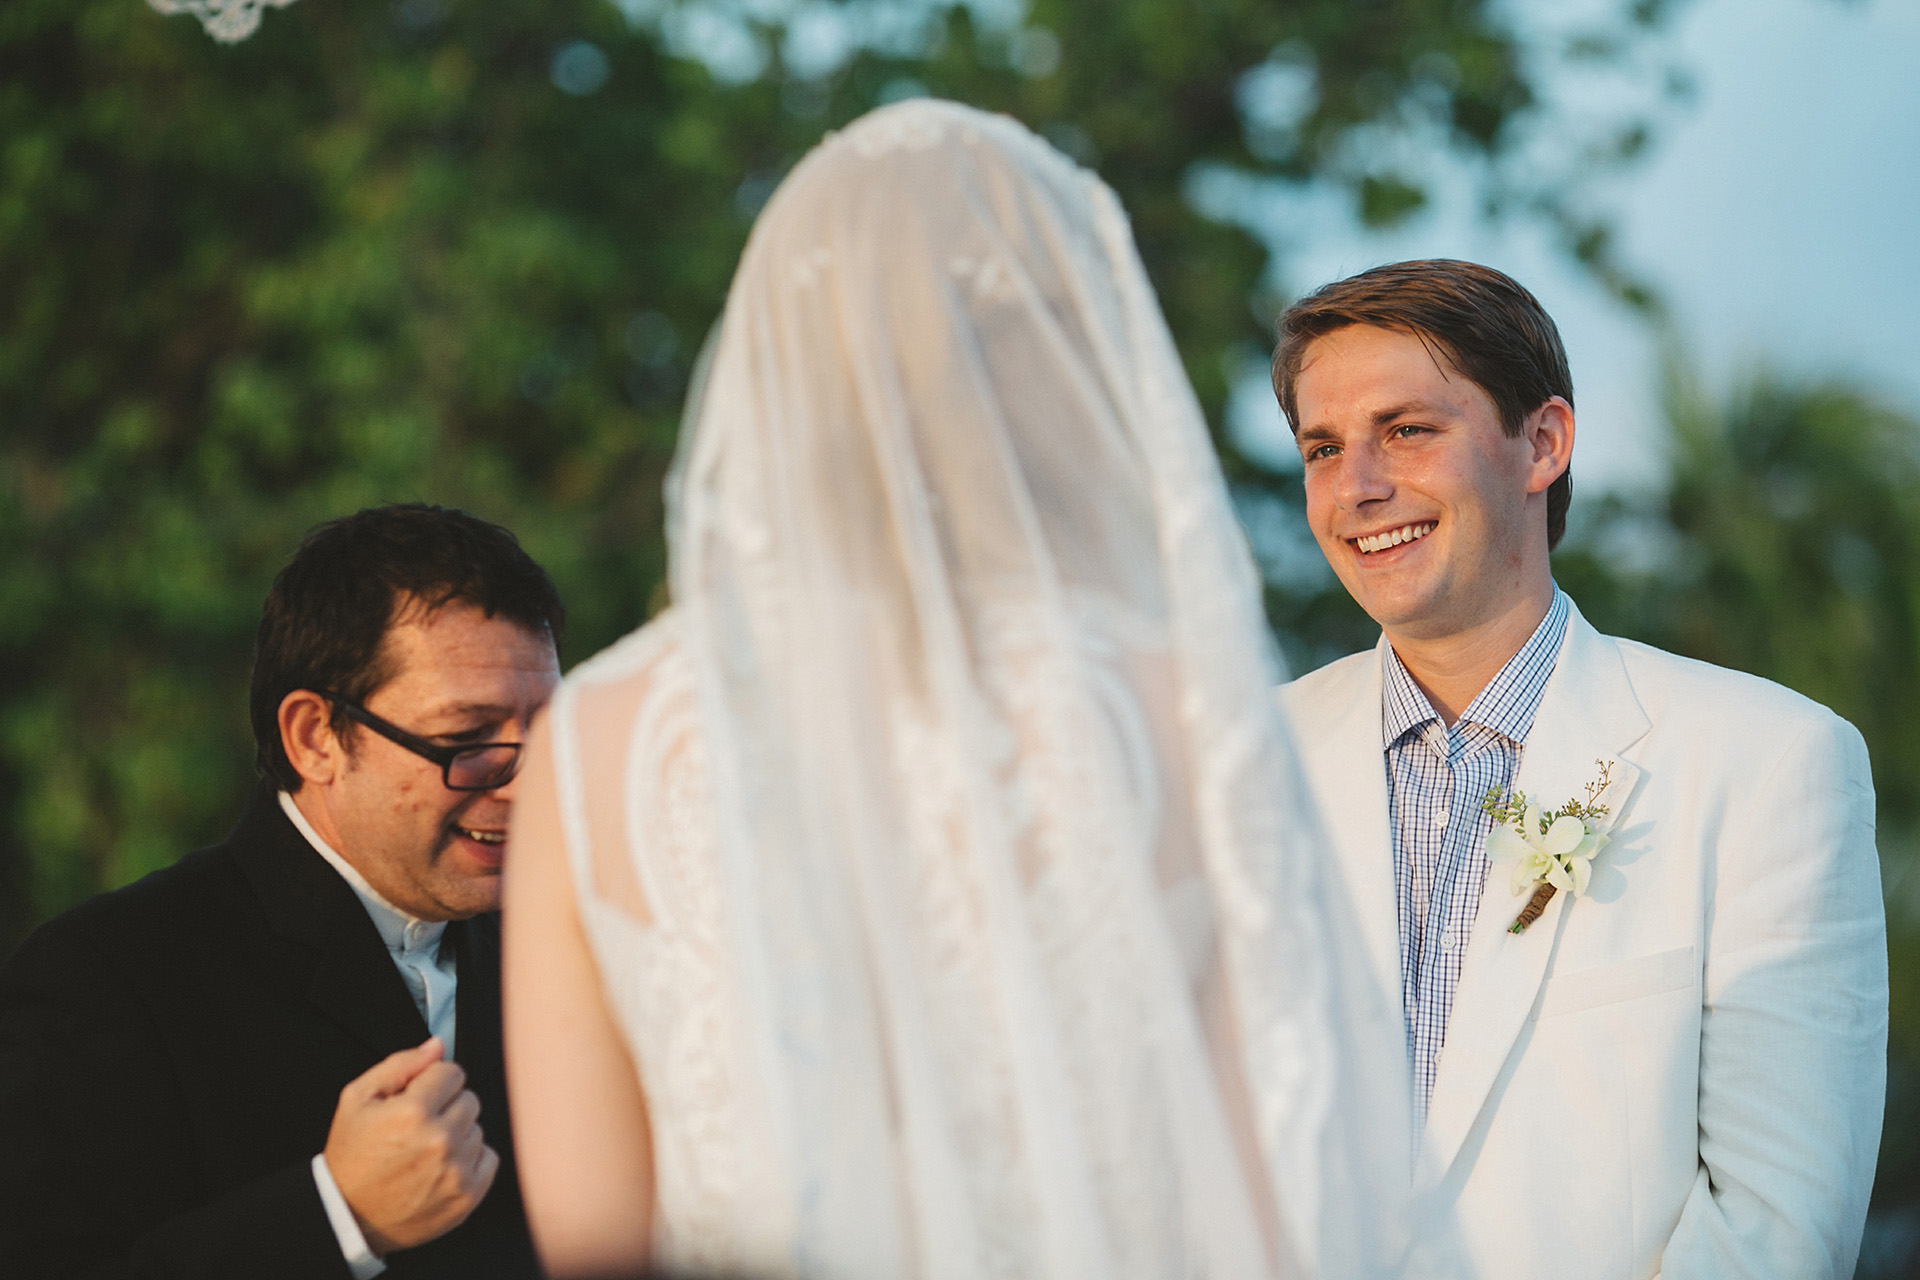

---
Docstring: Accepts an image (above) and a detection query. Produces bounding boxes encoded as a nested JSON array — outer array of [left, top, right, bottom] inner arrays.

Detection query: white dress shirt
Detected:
[[280, 790, 461, 1280]]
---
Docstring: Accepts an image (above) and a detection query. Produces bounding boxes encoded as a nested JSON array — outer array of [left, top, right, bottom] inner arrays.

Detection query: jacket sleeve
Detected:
[[0, 917, 354, 1280], [1659, 711, 1887, 1278]]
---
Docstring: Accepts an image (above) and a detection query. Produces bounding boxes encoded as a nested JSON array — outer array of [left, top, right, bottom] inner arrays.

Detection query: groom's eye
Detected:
[[1305, 443, 1339, 461], [1393, 423, 1431, 438]]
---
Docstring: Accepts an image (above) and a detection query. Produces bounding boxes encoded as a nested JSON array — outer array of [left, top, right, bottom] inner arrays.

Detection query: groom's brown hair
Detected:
[[1270, 259, 1575, 549]]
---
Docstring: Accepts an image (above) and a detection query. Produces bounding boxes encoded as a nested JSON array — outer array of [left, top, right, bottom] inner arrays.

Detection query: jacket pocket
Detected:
[[1537, 944, 1696, 1020]]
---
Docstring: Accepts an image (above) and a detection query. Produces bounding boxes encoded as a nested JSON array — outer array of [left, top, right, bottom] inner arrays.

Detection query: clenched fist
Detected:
[[323, 1038, 500, 1256]]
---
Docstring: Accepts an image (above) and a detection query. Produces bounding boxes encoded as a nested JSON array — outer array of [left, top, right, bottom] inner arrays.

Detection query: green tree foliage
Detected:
[[4, 0, 1671, 948]]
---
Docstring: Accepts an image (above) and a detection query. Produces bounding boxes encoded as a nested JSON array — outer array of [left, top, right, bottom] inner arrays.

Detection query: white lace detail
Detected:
[[550, 617, 780, 1274], [879, 594, 1180, 1279], [145, 0, 294, 43], [948, 253, 1024, 304]]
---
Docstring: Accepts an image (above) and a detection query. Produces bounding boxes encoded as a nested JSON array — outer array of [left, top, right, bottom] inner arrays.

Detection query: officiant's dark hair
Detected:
[[1271, 259, 1575, 549], [250, 503, 565, 791]]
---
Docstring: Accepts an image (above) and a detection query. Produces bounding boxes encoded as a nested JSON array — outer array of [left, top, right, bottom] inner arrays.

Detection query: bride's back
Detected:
[[531, 99, 1399, 1280]]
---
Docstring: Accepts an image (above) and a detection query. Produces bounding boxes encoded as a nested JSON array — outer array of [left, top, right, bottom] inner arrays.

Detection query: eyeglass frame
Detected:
[[316, 691, 526, 792]]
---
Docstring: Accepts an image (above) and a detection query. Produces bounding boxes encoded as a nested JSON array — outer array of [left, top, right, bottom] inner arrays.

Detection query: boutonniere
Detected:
[[1482, 760, 1616, 935]]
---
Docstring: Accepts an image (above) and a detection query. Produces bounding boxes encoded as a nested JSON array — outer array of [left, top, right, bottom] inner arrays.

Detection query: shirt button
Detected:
[[1432, 808, 1449, 829], [1440, 929, 1460, 952]]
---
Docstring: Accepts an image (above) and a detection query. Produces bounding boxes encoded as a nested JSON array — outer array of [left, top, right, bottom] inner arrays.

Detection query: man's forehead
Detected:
[[1299, 323, 1464, 384], [1293, 327, 1478, 428], [375, 599, 558, 685]]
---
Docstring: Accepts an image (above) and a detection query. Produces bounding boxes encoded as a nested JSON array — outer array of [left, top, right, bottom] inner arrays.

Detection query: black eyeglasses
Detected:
[[319, 692, 524, 792]]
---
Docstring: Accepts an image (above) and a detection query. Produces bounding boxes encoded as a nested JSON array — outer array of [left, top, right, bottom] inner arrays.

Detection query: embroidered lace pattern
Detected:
[[549, 616, 781, 1274]]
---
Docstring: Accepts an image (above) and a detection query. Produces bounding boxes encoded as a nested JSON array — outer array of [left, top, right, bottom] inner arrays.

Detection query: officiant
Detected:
[[0, 503, 558, 1279]]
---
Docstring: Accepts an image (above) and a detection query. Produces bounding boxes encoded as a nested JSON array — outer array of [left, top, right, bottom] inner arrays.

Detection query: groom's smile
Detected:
[[1350, 521, 1436, 555]]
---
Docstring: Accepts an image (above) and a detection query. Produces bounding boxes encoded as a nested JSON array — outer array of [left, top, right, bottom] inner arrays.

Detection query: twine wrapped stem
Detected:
[[1508, 882, 1558, 934]]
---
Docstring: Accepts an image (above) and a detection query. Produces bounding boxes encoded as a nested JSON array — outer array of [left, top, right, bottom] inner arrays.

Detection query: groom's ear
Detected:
[[280, 689, 347, 788], [1523, 395, 1575, 496]]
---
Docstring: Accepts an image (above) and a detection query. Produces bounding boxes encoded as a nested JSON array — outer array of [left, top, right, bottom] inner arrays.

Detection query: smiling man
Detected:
[[0, 504, 559, 1279], [1271, 261, 1886, 1279]]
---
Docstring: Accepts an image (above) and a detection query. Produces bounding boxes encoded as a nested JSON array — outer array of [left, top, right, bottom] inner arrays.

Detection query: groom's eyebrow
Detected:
[[1296, 423, 1339, 446]]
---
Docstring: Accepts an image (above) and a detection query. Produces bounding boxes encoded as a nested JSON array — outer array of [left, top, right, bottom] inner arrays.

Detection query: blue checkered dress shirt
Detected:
[[1384, 588, 1569, 1131]]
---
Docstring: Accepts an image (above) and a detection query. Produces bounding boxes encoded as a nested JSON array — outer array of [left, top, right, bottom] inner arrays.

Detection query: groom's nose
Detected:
[[1332, 440, 1394, 510]]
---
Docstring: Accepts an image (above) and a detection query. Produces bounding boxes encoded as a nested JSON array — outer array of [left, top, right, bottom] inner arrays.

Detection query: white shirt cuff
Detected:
[[311, 1153, 387, 1279]]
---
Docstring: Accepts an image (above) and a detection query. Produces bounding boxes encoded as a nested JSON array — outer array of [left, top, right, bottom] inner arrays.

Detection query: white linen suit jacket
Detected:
[[1277, 600, 1887, 1280]]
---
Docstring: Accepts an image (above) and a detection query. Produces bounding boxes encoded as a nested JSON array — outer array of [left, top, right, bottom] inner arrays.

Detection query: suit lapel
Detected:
[[230, 787, 430, 1056], [449, 915, 506, 1110], [306, 924, 431, 1058], [1417, 605, 1650, 1185], [1288, 640, 1402, 1025]]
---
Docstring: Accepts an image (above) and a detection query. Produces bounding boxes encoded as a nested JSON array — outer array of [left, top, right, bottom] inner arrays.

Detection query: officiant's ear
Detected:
[[1523, 395, 1575, 496], [280, 690, 348, 787]]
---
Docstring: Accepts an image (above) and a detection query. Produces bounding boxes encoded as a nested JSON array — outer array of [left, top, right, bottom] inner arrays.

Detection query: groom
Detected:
[[1271, 260, 1886, 1278], [0, 504, 555, 1278]]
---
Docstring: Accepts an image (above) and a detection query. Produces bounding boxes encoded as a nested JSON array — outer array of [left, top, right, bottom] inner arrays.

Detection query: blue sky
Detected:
[[1228, 0, 1920, 492]]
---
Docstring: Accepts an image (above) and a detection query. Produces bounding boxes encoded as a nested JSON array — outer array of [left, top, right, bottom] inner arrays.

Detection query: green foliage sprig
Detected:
[[1481, 759, 1615, 835]]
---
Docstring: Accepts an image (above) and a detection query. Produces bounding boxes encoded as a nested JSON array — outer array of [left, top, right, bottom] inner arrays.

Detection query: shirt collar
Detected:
[[1379, 586, 1571, 750], [278, 790, 446, 958]]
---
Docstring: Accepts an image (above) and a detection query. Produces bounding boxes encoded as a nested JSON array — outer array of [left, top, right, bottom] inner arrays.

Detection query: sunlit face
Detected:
[[318, 600, 560, 920], [1293, 324, 1559, 643]]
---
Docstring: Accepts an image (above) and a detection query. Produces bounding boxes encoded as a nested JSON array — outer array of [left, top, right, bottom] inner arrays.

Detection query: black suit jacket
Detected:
[[0, 787, 539, 1280]]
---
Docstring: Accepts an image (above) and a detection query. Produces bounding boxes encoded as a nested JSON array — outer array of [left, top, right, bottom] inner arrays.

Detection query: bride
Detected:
[[503, 99, 1407, 1280]]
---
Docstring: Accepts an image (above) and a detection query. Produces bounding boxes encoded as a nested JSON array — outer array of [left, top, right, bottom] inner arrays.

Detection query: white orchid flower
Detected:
[[1486, 800, 1609, 898]]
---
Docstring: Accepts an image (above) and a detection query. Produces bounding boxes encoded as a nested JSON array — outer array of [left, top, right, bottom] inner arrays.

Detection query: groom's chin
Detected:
[[1330, 566, 1426, 632]]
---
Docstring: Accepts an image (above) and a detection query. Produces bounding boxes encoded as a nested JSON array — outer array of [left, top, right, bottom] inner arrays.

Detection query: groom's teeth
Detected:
[[459, 827, 506, 845], [1355, 522, 1435, 554]]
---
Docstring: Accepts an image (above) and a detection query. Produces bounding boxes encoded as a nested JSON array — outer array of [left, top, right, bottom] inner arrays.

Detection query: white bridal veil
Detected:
[[547, 99, 1405, 1279]]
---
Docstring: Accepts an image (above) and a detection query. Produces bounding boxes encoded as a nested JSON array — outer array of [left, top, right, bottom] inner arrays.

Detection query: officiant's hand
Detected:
[[323, 1037, 500, 1256]]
